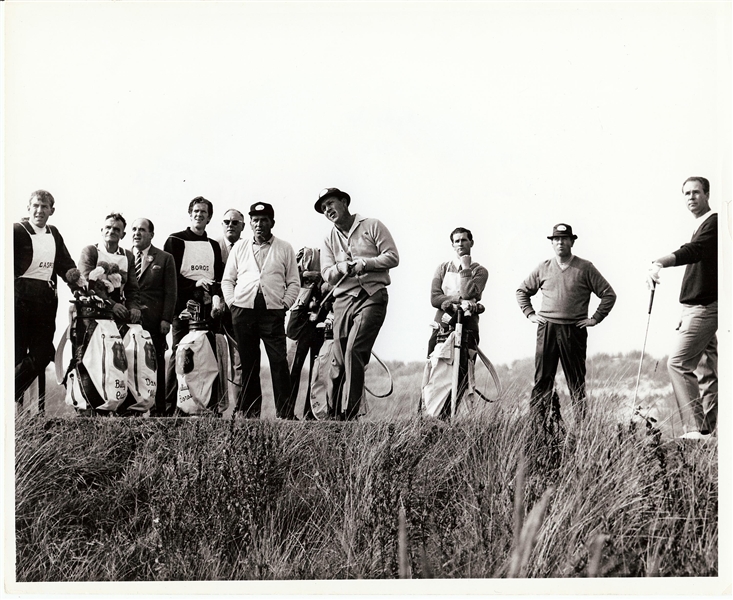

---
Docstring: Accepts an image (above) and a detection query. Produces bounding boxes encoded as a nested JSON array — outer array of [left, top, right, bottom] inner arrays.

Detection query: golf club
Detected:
[[632, 283, 656, 408]]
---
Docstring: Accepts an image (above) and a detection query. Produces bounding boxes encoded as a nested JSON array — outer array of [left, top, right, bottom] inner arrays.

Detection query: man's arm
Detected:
[[648, 215, 716, 287], [516, 268, 541, 319], [221, 246, 238, 307], [460, 263, 488, 301], [361, 220, 399, 272], [586, 264, 616, 324], [320, 236, 342, 286], [161, 252, 178, 324], [78, 245, 98, 281], [51, 227, 77, 283], [282, 245, 301, 310], [164, 235, 197, 296]]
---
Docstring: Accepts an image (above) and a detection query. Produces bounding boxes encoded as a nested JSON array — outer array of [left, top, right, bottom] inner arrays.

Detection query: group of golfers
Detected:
[[14, 177, 718, 439]]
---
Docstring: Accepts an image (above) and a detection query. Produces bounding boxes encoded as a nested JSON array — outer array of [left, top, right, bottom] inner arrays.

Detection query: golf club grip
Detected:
[[648, 286, 655, 314]]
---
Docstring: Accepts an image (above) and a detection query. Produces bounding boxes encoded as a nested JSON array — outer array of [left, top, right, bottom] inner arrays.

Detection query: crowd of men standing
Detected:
[[13, 177, 719, 439]]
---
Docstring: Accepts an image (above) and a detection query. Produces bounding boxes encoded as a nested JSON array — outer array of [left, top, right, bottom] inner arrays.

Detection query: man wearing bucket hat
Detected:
[[516, 223, 616, 428], [315, 187, 399, 420], [222, 202, 300, 419]]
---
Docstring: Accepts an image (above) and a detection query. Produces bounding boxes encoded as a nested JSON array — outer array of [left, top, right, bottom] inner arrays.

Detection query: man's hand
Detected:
[[353, 258, 367, 275], [461, 299, 478, 315], [528, 313, 546, 325], [112, 303, 130, 320], [336, 261, 353, 277], [576, 317, 597, 329], [647, 262, 662, 290], [129, 308, 142, 323], [211, 295, 223, 318], [196, 278, 215, 291], [160, 320, 171, 336], [459, 254, 472, 270]]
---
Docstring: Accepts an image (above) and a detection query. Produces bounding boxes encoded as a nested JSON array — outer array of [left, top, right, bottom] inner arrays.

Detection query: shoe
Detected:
[[679, 431, 712, 441]]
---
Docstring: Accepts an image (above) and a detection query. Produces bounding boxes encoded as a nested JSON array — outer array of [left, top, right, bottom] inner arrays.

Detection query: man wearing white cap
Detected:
[[222, 202, 299, 418], [315, 188, 400, 420], [517, 223, 616, 428]]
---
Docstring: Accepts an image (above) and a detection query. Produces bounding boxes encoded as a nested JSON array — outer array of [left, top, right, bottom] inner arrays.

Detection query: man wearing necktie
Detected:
[[217, 208, 247, 409], [130, 218, 178, 416], [221, 202, 300, 418]]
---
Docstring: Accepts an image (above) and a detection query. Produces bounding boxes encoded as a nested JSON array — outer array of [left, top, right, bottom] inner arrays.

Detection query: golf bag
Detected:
[[60, 314, 129, 413], [421, 330, 475, 417], [116, 323, 157, 414], [309, 338, 335, 420]]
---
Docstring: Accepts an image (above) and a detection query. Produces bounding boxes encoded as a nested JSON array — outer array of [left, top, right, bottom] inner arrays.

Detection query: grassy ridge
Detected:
[[15, 393, 717, 580]]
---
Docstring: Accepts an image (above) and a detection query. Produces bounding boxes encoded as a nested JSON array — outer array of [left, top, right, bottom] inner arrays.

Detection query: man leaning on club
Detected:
[[647, 176, 718, 440], [316, 187, 399, 420], [516, 223, 616, 428]]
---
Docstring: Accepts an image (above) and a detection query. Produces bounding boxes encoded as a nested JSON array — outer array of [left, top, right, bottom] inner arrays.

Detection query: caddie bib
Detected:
[[180, 240, 215, 282], [441, 270, 462, 297], [97, 246, 128, 274], [21, 231, 56, 281]]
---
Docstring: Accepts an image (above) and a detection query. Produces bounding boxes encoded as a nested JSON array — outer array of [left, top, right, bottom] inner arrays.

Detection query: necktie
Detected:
[[135, 251, 143, 279]]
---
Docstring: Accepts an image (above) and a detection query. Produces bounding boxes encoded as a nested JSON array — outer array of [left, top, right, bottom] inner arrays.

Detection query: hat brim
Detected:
[[547, 234, 578, 240], [315, 191, 350, 213]]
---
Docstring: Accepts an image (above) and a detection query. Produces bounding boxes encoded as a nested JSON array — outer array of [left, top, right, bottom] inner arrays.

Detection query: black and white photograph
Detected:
[[3, 0, 730, 596]]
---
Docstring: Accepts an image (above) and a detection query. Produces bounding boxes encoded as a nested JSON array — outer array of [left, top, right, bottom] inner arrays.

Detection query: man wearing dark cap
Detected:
[[315, 187, 399, 420], [516, 223, 616, 428], [221, 202, 300, 418], [647, 176, 718, 440]]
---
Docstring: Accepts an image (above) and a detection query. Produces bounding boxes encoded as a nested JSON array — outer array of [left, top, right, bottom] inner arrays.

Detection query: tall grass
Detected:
[[15, 383, 717, 581]]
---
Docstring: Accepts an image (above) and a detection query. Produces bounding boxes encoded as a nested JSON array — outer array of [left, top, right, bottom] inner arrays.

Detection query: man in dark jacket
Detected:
[[647, 176, 718, 439], [14, 190, 76, 402], [129, 218, 178, 416]]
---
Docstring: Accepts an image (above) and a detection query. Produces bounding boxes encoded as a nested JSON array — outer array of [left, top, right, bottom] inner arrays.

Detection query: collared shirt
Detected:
[[252, 237, 273, 270], [134, 245, 151, 276]]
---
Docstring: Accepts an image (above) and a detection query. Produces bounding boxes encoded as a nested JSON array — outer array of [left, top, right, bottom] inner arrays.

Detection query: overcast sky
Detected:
[[4, 1, 731, 366]]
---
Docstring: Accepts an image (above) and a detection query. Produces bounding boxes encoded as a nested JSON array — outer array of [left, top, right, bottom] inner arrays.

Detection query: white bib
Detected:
[[441, 271, 462, 297], [181, 240, 215, 282], [21, 232, 56, 281], [97, 246, 128, 275]]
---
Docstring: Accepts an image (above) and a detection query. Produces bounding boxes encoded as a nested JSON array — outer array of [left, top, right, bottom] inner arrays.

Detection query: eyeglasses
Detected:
[[223, 220, 242, 226]]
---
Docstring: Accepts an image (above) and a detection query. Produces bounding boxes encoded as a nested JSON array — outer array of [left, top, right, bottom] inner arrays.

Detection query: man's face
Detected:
[[319, 197, 349, 225], [250, 215, 274, 242], [551, 236, 574, 259], [452, 232, 473, 258], [683, 180, 710, 218], [102, 218, 126, 246], [222, 211, 245, 244], [131, 219, 154, 250], [28, 197, 55, 228], [190, 202, 212, 231]]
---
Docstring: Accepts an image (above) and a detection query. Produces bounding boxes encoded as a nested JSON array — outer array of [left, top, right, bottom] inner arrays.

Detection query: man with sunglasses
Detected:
[[315, 187, 400, 420], [217, 208, 247, 407]]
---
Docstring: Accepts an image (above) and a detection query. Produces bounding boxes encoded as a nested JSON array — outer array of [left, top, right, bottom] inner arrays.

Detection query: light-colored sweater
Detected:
[[222, 235, 300, 310], [516, 255, 616, 324]]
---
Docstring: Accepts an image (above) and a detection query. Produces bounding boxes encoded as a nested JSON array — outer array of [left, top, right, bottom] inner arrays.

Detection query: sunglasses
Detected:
[[223, 220, 242, 226]]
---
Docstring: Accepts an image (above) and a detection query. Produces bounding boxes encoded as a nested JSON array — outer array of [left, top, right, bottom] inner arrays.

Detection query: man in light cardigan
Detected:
[[221, 202, 300, 418]]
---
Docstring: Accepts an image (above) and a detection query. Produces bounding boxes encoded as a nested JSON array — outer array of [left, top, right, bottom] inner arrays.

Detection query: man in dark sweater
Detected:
[[517, 223, 616, 427], [14, 190, 77, 403], [647, 176, 718, 439], [163, 197, 225, 414]]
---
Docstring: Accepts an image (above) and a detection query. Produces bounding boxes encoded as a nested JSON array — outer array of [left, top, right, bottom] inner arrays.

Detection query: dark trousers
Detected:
[[231, 293, 291, 418], [15, 280, 58, 402], [329, 288, 388, 420], [287, 324, 325, 420], [144, 323, 168, 416], [530, 321, 588, 423]]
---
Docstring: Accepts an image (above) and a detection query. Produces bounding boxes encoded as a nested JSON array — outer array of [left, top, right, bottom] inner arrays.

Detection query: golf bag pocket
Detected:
[[65, 318, 128, 412], [309, 339, 334, 420], [176, 329, 219, 415], [122, 324, 157, 412]]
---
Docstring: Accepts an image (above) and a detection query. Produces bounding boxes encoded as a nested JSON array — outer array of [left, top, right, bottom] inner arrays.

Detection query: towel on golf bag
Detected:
[[64, 318, 128, 411], [421, 331, 456, 417], [176, 329, 219, 415], [120, 324, 157, 412], [309, 338, 333, 420]]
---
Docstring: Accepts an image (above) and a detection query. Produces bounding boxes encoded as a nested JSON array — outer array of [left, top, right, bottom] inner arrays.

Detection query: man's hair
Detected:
[[188, 196, 214, 216], [450, 227, 473, 242], [104, 212, 127, 229], [135, 217, 154, 233], [682, 177, 710, 195], [28, 189, 55, 208], [223, 208, 245, 221]]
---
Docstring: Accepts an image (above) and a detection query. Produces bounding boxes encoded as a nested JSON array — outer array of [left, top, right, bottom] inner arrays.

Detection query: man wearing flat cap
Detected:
[[222, 202, 300, 418], [516, 223, 616, 430], [316, 187, 399, 420]]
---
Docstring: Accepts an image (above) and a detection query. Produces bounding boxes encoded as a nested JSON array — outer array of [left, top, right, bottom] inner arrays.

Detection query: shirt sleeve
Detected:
[[162, 252, 178, 323], [363, 220, 399, 272], [586, 264, 616, 323], [78, 245, 99, 281], [282, 245, 301, 309], [516, 267, 541, 318], [221, 245, 238, 306], [51, 227, 77, 284], [673, 216, 717, 266]]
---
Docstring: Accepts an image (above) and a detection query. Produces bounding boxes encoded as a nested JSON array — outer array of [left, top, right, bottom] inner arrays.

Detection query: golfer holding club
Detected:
[[316, 187, 399, 420], [517, 223, 616, 430], [647, 177, 718, 440]]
